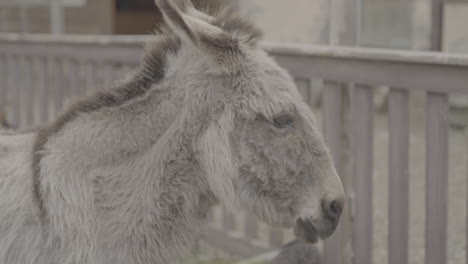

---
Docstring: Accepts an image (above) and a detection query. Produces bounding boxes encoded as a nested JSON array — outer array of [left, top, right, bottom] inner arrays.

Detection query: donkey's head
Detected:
[[155, 0, 344, 243]]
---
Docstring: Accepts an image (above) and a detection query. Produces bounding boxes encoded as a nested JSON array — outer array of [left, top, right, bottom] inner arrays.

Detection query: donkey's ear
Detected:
[[155, 0, 239, 54]]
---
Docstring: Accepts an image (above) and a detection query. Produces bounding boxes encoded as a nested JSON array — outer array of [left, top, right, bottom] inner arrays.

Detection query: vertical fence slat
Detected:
[[68, 59, 79, 97], [351, 84, 373, 264], [103, 63, 114, 88], [388, 88, 409, 264], [76, 60, 87, 96], [0, 54, 7, 122], [18, 55, 27, 128], [322, 80, 344, 264], [8, 54, 20, 128], [23, 56, 34, 127], [295, 78, 310, 104], [0, 54, 6, 107], [425, 92, 448, 264], [36, 57, 48, 123], [55, 58, 65, 112], [46, 57, 56, 121], [86, 61, 97, 92]]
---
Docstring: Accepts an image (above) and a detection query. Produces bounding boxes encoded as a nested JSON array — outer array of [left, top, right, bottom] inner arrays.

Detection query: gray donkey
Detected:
[[0, 0, 344, 263]]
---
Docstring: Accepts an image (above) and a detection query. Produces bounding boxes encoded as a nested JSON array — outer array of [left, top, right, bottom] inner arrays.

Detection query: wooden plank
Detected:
[[54, 58, 64, 112], [295, 78, 310, 104], [18, 55, 27, 128], [77, 60, 88, 96], [0, 40, 143, 65], [85, 61, 97, 92], [68, 59, 79, 97], [388, 88, 410, 264], [36, 57, 48, 123], [46, 57, 56, 121], [0, 54, 6, 110], [270, 54, 468, 94], [322, 81, 345, 264], [4, 34, 468, 67], [100, 62, 112, 89], [1, 35, 468, 94], [351, 84, 373, 264], [9, 55, 20, 128], [425, 92, 448, 264], [22, 56, 34, 127]]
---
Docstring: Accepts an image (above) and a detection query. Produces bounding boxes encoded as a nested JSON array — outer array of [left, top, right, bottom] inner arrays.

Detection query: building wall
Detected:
[[241, 0, 329, 45], [0, 0, 114, 34], [241, 0, 433, 50], [443, 2, 468, 53], [0, 0, 237, 35], [0, 0, 457, 54]]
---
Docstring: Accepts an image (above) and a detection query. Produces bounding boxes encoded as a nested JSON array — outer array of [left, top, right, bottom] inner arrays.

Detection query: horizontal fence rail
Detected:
[[1, 33, 468, 264]]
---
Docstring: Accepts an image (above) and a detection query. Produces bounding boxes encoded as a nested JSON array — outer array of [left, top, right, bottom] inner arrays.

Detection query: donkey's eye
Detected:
[[273, 114, 293, 128]]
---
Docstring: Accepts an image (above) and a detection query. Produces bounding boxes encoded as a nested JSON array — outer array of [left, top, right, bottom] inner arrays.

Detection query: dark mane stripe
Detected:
[[32, 36, 181, 215]]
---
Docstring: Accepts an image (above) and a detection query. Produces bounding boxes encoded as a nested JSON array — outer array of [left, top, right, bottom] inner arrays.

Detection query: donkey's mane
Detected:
[[31, 6, 262, 214], [32, 36, 180, 212]]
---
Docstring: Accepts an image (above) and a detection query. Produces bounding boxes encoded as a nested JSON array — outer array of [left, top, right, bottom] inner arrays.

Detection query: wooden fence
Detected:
[[1, 33, 468, 264]]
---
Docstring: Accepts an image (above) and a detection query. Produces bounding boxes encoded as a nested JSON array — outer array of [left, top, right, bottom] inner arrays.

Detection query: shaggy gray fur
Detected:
[[0, 1, 344, 263], [269, 241, 320, 264]]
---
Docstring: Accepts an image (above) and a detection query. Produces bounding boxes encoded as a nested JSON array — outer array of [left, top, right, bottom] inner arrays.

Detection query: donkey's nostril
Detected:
[[322, 199, 343, 221], [330, 201, 340, 217]]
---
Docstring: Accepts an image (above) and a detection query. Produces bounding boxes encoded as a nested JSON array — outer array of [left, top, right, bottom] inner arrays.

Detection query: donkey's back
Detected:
[[0, 131, 45, 263]]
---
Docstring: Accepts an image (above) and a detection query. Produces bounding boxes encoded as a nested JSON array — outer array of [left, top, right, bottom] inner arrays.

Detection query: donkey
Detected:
[[0, 0, 344, 263]]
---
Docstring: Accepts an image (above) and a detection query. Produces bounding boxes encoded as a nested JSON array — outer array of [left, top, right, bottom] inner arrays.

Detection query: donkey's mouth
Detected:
[[293, 219, 318, 244]]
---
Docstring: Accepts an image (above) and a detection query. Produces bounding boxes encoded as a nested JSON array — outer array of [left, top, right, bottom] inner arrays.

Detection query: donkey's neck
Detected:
[[92, 91, 216, 264], [37, 43, 219, 263]]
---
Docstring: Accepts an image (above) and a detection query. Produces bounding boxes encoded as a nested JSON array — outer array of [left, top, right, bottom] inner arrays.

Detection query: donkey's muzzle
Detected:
[[295, 197, 344, 243]]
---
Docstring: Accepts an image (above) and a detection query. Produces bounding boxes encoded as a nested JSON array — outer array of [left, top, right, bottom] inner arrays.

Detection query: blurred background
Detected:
[[1, 0, 468, 52], [0, 1, 468, 264]]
